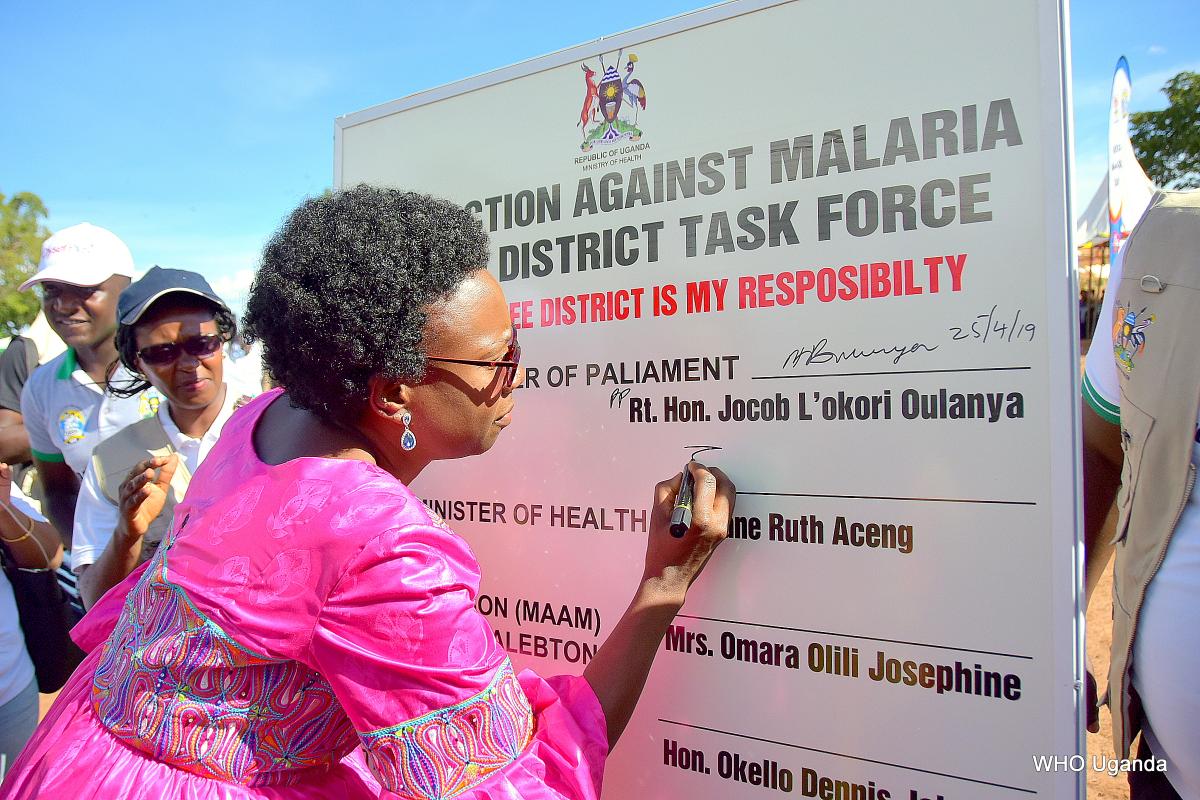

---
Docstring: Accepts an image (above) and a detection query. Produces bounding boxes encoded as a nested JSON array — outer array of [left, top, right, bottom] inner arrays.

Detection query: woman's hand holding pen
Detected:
[[643, 461, 736, 605], [584, 460, 735, 747]]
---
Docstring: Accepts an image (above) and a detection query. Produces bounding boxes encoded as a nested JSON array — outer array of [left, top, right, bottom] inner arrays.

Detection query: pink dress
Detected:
[[1, 390, 607, 799]]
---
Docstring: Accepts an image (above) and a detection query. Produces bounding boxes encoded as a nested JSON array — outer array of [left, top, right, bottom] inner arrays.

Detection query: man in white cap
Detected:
[[18, 223, 160, 556]]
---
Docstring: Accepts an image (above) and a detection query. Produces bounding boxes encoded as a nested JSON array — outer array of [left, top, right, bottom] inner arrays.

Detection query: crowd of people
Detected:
[[0, 187, 734, 800], [0, 184, 1195, 799], [0, 223, 267, 768]]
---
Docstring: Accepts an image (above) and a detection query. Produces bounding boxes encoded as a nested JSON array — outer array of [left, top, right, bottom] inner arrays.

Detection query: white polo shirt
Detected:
[[19, 349, 161, 477], [71, 385, 241, 571], [1083, 252, 1200, 798]]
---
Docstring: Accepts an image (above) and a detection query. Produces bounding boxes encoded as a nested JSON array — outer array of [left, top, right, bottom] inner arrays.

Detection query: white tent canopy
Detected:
[[1076, 177, 1111, 247]]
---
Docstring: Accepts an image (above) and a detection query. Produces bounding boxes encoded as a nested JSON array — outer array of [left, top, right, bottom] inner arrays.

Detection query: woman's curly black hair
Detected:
[[108, 296, 237, 399], [243, 185, 489, 423]]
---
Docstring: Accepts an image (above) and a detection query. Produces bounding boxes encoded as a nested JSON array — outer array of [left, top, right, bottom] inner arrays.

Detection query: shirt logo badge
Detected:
[[139, 390, 162, 419], [58, 408, 87, 445], [1112, 304, 1156, 376]]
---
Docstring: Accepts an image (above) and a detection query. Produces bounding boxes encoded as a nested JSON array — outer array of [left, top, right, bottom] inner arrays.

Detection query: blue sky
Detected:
[[3, 0, 1197, 312]]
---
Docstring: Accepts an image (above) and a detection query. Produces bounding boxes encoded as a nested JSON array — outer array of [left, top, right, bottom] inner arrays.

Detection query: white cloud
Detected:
[[1130, 60, 1200, 109], [210, 267, 256, 306], [1147, 45, 1166, 56], [1073, 58, 1200, 113], [210, 267, 255, 295], [131, 237, 263, 316]]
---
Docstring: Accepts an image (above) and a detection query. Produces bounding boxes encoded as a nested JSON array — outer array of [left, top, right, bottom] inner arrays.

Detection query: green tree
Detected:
[[0, 191, 51, 336], [1131, 71, 1200, 189]]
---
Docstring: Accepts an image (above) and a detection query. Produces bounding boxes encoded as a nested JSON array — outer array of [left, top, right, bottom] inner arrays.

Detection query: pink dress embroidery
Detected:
[[2, 390, 607, 800], [91, 545, 360, 787]]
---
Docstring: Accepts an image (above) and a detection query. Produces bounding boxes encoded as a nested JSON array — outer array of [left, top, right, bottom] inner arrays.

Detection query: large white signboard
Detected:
[[336, 1, 1082, 797]]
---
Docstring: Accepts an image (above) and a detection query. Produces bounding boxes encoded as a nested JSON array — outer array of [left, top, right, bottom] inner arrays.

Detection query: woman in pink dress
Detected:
[[1, 187, 734, 799]]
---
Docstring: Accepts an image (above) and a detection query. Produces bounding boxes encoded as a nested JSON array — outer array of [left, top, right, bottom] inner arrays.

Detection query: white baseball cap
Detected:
[[19, 223, 136, 292]]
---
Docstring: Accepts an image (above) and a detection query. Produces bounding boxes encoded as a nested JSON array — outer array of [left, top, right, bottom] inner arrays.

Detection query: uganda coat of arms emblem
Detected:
[[577, 49, 648, 151], [1112, 304, 1155, 375]]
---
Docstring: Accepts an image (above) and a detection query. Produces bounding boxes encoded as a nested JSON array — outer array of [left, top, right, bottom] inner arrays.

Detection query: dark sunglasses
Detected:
[[427, 326, 522, 390], [137, 334, 224, 366]]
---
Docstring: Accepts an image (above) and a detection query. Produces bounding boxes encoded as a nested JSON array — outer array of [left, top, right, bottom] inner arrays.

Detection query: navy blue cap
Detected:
[[118, 266, 228, 325]]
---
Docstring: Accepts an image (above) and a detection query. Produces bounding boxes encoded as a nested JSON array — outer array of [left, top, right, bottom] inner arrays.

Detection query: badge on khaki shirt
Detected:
[[1113, 303, 1156, 376]]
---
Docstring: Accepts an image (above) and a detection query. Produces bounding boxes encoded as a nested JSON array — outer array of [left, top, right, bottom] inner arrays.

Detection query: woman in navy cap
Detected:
[[72, 267, 254, 608]]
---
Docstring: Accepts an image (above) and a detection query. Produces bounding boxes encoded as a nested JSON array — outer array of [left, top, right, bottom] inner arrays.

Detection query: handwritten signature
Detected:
[[782, 338, 938, 368]]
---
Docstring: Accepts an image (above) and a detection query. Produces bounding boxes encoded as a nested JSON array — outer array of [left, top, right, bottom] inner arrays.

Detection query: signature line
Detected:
[[753, 366, 1033, 379], [737, 490, 1036, 506]]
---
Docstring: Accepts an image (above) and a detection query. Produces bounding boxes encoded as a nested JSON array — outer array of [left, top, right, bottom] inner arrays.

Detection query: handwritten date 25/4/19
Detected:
[[949, 305, 1036, 343]]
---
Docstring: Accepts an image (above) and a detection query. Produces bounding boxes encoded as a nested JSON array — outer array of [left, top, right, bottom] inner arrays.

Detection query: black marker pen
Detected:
[[670, 446, 722, 537]]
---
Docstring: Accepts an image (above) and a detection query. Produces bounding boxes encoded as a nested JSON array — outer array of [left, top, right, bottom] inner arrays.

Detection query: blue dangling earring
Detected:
[[400, 411, 417, 451]]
